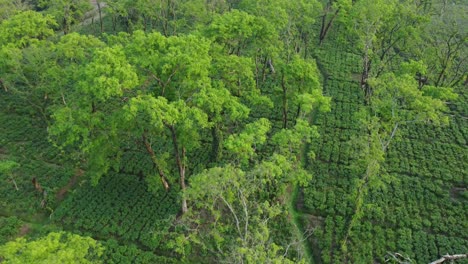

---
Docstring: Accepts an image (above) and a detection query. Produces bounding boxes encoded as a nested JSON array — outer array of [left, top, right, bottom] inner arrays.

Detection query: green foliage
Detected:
[[101, 239, 176, 264], [0, 10, 56, 47], [2, 1, 465, 263], [79, 46, 138, 101], [370, 69, 453, 126], [421, 1, 467, 88], [123, 30, 212, 99], [0, 217, 23, 244], [302, 26, 467, 264], [39, 0, 92, 34], [224, 118, 271, 163], [205, 9, 281, 57], [0, 232, 103, 263], [0, 160, 19, 174], [186, 164, 301, 263], [0, 0, 31, 22]]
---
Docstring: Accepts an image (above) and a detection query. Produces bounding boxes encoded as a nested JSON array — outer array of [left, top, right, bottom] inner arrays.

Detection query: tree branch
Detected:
[[219, 195, 243, 240], [429, 254, 467, 264]]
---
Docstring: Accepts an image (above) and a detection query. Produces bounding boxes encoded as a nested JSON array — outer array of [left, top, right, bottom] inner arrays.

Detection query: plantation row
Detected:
[[316, 214, 467, 263], [1, 90, 180, 262], [300, 41, 467, 263], [52, 173, 179, 251], [0, 109, 74, 215]]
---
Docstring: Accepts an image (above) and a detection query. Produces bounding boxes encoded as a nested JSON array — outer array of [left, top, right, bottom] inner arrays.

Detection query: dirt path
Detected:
[[18, 224, 31, 236], [56, 168, 84, 201]]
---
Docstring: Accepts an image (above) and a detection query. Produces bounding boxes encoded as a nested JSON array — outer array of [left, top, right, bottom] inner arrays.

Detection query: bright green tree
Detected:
[[0, 232, 103, 264], [0, 10, 56, 47], [48, 44, 139, 185], [0, 160, 20, 191], [277, 55, 325, 128], [122, 95, 210, 213]]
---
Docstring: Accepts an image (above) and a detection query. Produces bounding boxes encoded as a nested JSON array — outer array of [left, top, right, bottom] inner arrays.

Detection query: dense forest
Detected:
[[0, 0, 466, 263]]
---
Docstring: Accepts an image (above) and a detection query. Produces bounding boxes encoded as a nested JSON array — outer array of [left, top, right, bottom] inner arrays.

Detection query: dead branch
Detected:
[[429, 254, 467, 264]]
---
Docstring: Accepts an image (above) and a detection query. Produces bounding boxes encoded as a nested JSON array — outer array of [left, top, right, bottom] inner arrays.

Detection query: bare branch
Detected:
[[429, 254, 467, 264], [384, 252, 412, 264], [219, 195, 243, 240], [283, 228, 315, 258]]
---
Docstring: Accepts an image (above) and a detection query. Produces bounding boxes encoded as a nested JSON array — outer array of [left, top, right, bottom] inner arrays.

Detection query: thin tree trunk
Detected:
[[319, 5, 341, 45], [210, 124, 222, 162], [0, 79, 7, 92], [281, 73, 288, 129], [142, 132, 170, 190], [97, 2, 103, 33], [294, 105, 301, 125], [168, 125, 188, 214], [361, 45, 372, 104], [11, 178, 19, 191], [261, 56, 268, 83], [381, 122, 399, 152], [112, 15, 116, 32]]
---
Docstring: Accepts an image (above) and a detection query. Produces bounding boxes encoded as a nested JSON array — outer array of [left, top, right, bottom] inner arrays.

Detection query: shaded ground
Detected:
[[18, 224, 30, 237], [56, 169, 84, 201]]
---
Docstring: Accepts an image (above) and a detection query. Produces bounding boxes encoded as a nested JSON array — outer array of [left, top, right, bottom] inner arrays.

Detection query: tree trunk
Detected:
[[168, 125, 188, 214], [210, 124, 222, 162], [281, 74, 288, 129], [0, 79, 7, 92], [112, 16, 117, 32], [32, 177, 43, 193], [361, 47, 372, 104], [142, 132, 170, 190], [319, 4, 340, 45], [11, 177, 18, 191], [97, 2, 103, 33], [294, 105, 302, 125]]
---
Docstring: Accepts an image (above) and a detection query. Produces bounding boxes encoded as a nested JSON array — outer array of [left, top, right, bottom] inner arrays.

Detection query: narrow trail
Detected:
[[56, 168, 84, 201], [288, 56, 331, 264]]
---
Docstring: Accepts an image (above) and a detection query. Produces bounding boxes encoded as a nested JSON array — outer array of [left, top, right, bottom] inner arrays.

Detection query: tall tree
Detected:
[[178, 117, 320, 262], [0, 160, 20, 191], [122, 96, 210, 213], [49, 44, 139, 185], [49, 30, 258, 215], [204, 9, 281, 89], [277, 55, 323, 128], [0, 11, 57, 117], [341, 60, 457, 251], [346, 0, 398, 102], [0, 10, 56, 47], [282, 0, 321, 59]]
